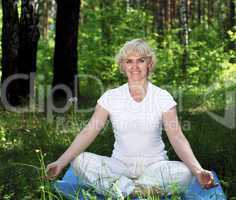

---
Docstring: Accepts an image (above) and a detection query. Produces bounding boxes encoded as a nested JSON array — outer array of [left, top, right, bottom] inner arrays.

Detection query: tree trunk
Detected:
[[17, 0, 40, 100], [100, 0, 112, 49], [156, 0, 165, 36], [207, 0, 214, 24], [197, 0, 202, 24], [1, 0, 40, 106], [217, 0, 224, 39], [179, 0, 189, 75], [227, 0, 235, 50], [190, 0, 196, 25], [170, 0, 177, 26], [1, 0, 20, 105], [42, 0, 49, 39], [164, 0, 171, 29], [52, 0, 80, 101], [228, 0, 235, 31], [151, 0, 158, 33]]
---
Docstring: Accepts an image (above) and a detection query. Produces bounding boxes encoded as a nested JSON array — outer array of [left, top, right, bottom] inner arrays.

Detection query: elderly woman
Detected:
[[46, 39, 215, 198]]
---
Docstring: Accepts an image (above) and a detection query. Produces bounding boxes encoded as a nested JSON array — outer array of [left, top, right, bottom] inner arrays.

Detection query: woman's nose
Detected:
[[131, 64, 139, 71], [131, 61, 139, 68]]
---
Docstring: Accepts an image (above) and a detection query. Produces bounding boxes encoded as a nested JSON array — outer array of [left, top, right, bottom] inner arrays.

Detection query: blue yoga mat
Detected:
[[183, 171, 226, 200], [53, 166, 226, 200]]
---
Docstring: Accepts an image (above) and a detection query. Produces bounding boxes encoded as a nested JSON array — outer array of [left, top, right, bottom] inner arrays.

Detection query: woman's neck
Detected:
[[128, 79, 148, 102]]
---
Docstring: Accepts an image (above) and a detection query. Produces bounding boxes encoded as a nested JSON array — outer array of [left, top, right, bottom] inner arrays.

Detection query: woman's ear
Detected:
[[148, 61, 153, 71], [120, 64, 127, 76]]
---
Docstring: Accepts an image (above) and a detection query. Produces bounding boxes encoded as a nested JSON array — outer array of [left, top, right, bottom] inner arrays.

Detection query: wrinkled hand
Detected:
[[196, 169, 217, 189], [46, 160, 64, 180]]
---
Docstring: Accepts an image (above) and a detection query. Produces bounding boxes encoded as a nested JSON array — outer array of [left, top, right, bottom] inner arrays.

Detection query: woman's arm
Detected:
[[46, 104, 109, 179], [163, 107, 215, 188]]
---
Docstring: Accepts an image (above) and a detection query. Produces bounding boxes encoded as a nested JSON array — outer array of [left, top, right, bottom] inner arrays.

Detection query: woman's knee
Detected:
[[71, 152, 90, 175], [156, 161, 192, 189], [176, 162, 193, 187]]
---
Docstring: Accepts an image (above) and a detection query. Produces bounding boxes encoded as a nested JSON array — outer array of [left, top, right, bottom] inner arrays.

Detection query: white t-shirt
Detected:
[[97, 81, 177, 161]]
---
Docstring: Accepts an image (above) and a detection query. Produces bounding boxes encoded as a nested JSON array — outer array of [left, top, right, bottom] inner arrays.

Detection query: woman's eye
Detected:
[[126, 60, 132, 64], [138, 58, 145, 63]]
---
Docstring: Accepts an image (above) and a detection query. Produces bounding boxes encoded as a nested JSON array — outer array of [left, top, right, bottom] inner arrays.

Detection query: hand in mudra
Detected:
[[46, 160, 64, 180], [196, 169, 218, 189]]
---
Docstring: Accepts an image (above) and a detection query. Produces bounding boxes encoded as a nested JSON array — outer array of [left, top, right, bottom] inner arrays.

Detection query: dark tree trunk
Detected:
[[164, 0, 171, 29], [217, 0, 224, 39], [1, 0, 40, 106], [143, 0, 148, 36], [100, 0, 112, 49], [17, 0, 40, 100], [52, 0, 80, 100], [42, 0, 49, 39], [151, 0, 158, 33], [226, 0, 235, 50], [197, 0, 202, 24], [156, 0, 165, 36], [179, 0, 189, 76], [190, 0, 196, 25], [207, 0, 214, 24], [170, 0, 177, 26], [1, 0, 20, 105], [228, 0, 235, 31]]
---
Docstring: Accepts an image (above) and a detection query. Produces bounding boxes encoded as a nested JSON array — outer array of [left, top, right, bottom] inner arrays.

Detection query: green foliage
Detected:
[[1, 0, 236, 199], [78, 1, 154, 90], [76, 3, 235, 92]]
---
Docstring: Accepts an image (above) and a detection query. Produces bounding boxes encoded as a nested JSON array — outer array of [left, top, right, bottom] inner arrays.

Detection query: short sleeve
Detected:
[[97, 90, 112, 113], [158, 89, 177, 113]]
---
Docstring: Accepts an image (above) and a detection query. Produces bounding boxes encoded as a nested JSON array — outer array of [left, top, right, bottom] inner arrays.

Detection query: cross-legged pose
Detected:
[[46, 39, 215, 198]]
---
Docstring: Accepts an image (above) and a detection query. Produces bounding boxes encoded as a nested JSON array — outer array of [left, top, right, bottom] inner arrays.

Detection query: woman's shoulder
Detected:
[[149, 82, 176, 100], [149, 82, 168, 95], [99, 83, 127, 101], [103, 83, 127, 95], [149, 82, 177, 111]]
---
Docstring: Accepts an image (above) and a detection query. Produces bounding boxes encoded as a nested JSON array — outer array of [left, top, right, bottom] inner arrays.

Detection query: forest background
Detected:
[[0, 0, 235, 199]]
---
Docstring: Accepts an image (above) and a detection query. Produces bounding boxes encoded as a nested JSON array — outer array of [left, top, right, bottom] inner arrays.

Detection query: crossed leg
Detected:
[[71, 153, 192, 198], [134, 160, 193, 196], [71, 152, 135, 197]]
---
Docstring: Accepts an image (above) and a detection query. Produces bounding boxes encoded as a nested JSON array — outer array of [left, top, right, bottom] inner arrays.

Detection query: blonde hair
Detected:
[[115, 39, 156, 74]]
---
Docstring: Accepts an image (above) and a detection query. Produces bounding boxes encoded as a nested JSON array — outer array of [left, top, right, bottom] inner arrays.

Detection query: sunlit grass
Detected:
[[0, 83, 235, 199]]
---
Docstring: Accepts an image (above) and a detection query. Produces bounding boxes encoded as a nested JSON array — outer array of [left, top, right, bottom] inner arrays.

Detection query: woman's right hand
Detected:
[[46, 160, 65, 180]]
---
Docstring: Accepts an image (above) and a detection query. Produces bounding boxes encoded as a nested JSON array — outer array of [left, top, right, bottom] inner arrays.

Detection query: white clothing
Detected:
[[71, 82, 192, 197], [97, 81, 177, 160], [71, 152, 192, 197]]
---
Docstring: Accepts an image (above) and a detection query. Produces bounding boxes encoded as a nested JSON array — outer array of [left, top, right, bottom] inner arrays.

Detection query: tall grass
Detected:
[[0, 82, 235, 199]]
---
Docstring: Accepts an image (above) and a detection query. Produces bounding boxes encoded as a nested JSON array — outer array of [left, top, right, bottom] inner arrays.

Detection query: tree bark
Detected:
[[197, 0, 202, 24], [52, 0, 80, 101], [170, 0, 177, 26], [179, 0, 189, 75], [1, 0, 20, 105], [18, 0, 40, 100], [1, 0, 40, 106], [42, 0, 49, 39], [164, 0, 171, 29], [226, 0, 235, 50], [228, 0, 235, 31], [207, 0, 214, 25], [156, 0, 165, 36], [100, 0, 112, 49]]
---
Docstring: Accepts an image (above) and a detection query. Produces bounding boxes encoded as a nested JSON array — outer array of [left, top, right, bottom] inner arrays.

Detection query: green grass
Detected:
[[0, 2, 236, 199], [0, 82, 236, 199]]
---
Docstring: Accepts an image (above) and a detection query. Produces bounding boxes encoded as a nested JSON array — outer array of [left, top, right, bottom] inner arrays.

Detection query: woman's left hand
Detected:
[[196, 169, 217, 189]]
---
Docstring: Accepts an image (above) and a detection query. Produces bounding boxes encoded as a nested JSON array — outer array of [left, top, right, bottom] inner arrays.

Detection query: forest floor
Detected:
[[0, 85, 236, 200]]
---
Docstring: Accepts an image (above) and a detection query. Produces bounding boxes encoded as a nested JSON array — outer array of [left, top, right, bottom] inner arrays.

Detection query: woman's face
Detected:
[[122, 52, 151, 82]]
